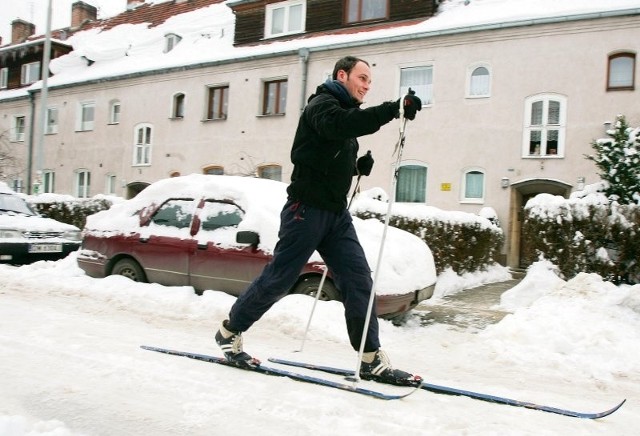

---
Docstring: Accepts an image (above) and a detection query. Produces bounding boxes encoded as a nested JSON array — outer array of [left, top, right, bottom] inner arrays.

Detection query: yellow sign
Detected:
[[440, 183, 451, 191]]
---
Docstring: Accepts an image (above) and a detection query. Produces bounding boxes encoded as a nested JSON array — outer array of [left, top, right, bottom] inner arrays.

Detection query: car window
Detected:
[[199, 200, 244, 231], [150, 199, 195, 229], [0, 193, 36, 215]]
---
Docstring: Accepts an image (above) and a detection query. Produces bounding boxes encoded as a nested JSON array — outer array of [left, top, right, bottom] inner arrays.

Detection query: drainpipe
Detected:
[[298, 48, 310, 113], [26, 90, 36, 193]]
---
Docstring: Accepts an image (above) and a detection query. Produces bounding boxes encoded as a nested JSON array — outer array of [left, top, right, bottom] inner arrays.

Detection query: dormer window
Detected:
[[265, 0, 306, 39], [21, 61, 41, 85], [346, 0, 388, 24], [164, 33, 182, 53]]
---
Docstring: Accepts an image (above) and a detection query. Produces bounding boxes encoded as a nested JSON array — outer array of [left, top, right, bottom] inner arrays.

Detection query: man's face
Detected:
[[336, 61, 371, 104]]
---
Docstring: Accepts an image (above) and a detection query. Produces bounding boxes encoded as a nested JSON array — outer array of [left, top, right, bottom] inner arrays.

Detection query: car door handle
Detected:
[[140, 237, 149, 243], [197, 243, 207, 250]]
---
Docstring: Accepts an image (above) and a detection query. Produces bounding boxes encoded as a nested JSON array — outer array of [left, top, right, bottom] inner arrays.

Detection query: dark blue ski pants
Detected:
[[227, 198, 380, 352]]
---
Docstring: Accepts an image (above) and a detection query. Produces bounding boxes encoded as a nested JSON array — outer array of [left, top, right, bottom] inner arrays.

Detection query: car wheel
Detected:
[[292, 275, 341, 301], [112, 258, 148, 283]]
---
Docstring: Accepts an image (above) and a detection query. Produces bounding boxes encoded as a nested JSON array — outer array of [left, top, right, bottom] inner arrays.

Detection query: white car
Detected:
[[0, 182, 82, 264], [78, 174, 436, 319]]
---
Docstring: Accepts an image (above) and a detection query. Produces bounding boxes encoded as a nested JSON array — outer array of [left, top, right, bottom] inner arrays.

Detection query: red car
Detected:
[[77, 175, 436, 319]]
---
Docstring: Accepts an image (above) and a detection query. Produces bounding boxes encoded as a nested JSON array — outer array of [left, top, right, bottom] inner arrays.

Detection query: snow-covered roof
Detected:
[[2, 0, 639, 100]]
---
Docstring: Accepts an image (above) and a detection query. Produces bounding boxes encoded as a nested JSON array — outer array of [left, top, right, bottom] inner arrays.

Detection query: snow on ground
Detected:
[[1, 254, 639, 435]]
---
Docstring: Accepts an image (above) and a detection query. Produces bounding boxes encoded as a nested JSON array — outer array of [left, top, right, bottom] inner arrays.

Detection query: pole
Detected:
[[351, 92, 411, 383]]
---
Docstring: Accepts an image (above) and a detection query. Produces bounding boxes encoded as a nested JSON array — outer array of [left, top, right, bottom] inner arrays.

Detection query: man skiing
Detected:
[[216, 55, 422, 386]]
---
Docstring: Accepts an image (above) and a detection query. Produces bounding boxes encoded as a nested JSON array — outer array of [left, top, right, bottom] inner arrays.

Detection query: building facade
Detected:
[[1, 0, 639, 268]]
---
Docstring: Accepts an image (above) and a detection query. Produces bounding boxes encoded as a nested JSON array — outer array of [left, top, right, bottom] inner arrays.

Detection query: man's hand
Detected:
[[402, 89, 422, 121], [357, 151, 374, 176]]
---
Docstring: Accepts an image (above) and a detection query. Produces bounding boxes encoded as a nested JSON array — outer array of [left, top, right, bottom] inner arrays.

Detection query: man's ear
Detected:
[[336, 69, 347, 82]]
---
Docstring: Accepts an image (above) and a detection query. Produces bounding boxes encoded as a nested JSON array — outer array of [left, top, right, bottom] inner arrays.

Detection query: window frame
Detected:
[[461, 168, 485, 204], [265, 0, 306, 39], [345, 0, 389, 24], [109, 100, 121, 124], [20, 61, 40, 85], [45, 107, 58, 135], [0, 67, 8, 89], [75, 169, 91, 198], [395, 161, 428, 203], [607, 52, 636, 91], [42, 170, 55, 193], [12, 115, 26, 142], [466, 63, 491, 98], [77, 101, 96, 132], [172, 93, 185, 119], [522, 94, 567, 158], [206, 85, 228, 120], [258, 164, 282, 181], [262, 79, 288, 116], [133, 123, 153, 166], [400, 65, 432, 106]]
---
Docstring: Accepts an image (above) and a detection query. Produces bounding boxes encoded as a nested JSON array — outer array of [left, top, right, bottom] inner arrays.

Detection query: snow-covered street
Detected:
[[1, 255, 639, 435]]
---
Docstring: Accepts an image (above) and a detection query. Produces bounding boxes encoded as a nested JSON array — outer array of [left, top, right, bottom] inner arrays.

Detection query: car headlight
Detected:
[[0, 229, 24, 239], [62, 230, 83, 241]]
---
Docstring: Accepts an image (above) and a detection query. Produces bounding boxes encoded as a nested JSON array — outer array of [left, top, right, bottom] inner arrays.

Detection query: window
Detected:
[[133, 124, 152, 166], [42, 170, 55, 193], [607, 52, 635, 90], [462, 169, 485, 203], [265, 0, 306, 38], [258, 164, 282, 181], [109, 100, 121, 124], [263, 79, 287, 115], [77, 101, 95, 131], [523, 94, 567, 158], [203, 165, 224, 175], [21, 61, 40, 85], [199, 201, 244, 232], [0, 67, 8, 89], [172, 93, 185, 118], [150, 199, 195, 229], [396, 164, 427, 203], [467, 65, 491, 98], [12, 116, 26, 142], [75, 169, 91, 198], [105, 174, 117, 195], [400, 66, 432, 105], [346, 0, 388, 23], [164, 33, 182, 53], [206, 86, 228, 120], [46, 107, 58, 134]]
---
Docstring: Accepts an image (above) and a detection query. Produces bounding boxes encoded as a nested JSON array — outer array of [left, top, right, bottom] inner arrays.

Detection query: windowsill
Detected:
[[465, 95, 490, 100], [75, 129, 94, 133], [107, 122, 120, 125], [257, 113, 286, 118], [201, 117, 227, 122], [169, 116, 184, 121], [606, 86, 635, 92], [460, 199, 484, 205], [132, 164, 151, 167], [522, 155, 563, 159]]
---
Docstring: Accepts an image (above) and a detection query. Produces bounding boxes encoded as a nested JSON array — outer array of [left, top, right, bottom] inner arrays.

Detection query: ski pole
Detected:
[[351, 90, 412, 383]]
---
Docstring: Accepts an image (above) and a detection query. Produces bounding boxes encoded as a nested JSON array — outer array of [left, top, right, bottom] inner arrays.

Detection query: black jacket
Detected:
[[287, 80, 398, 212]]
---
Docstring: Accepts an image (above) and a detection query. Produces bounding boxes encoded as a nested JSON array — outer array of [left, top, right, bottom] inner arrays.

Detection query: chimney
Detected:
[[71, 1, 98, 28], [11, 19, 36, 44], [127, 0, 146, 11]]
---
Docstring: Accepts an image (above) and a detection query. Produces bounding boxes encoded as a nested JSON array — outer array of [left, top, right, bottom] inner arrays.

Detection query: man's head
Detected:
[[333, 56, 371, 104]]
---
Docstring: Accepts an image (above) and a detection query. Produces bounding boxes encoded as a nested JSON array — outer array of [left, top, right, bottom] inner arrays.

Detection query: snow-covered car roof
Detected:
[[85, 174, 436, 294]]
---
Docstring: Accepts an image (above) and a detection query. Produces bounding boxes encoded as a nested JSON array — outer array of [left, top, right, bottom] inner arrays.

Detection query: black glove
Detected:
[[395, 89, 422, 120], [356, 151, 374, 176]]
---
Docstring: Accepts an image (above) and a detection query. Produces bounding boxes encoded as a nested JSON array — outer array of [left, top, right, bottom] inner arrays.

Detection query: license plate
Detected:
[[29, 244, 63, 253]]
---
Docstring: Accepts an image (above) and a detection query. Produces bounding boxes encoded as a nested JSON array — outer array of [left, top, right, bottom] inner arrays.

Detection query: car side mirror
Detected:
[[236, 230, 259, 246]]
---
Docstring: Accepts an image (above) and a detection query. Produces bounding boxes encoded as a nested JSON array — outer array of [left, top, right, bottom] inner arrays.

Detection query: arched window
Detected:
[[172, 93, 185, 118], [467, 64, 491, 98], [133, 124, 153, 166], [607, 52, 635, 90], [258, 164, 282, 181], [523, 94, 567, 158], [203, 165, 224, 175], [109, 99, 121, 124], [396, 163, 427, 203], [462, 169, 485, 203]]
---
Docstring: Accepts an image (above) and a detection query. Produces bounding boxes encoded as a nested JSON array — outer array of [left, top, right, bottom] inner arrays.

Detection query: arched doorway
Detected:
[[125, 181, 150, 199], [506, 179, 572, 268]]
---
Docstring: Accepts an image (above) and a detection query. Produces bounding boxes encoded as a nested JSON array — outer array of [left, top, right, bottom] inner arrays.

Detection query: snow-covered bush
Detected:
[[352, 189, 504, 274], [522, 190, 639, 284]]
